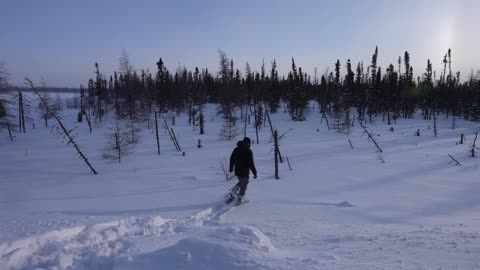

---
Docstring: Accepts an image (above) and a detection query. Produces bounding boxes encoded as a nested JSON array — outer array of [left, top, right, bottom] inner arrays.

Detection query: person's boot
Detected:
[[226, 186, 240, 204], [230, 186, 240, 197], [235, 195, 245, 206]]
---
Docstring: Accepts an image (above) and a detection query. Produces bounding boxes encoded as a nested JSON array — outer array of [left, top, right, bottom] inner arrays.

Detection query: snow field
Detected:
[[1, 94, 480, 269]]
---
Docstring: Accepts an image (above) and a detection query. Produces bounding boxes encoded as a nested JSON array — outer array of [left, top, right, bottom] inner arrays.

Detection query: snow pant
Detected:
[[235, 176, 249, 196]]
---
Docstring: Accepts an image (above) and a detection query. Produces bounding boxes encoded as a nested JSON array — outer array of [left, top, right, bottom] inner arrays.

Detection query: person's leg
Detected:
[[228, 179, 241, 198], [238, 176, 249, 197], [232, 178, 242, 193], [226, 180, 241, 204]]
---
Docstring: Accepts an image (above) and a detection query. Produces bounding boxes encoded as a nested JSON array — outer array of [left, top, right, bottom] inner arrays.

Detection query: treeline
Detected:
[[82, 47, 480, 131], [10, 86, 80, 93]]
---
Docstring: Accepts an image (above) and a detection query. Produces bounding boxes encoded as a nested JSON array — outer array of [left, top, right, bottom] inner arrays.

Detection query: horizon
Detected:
[[2, 0, 480, 88]]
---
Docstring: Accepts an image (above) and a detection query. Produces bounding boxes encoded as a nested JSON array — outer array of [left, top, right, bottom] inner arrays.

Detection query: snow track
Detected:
[[0, 202, 313, 270]]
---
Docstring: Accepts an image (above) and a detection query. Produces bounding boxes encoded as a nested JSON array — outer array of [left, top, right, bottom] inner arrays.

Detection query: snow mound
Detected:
[[0, 208, 280, 270], [0, 216, 170, 270], [336, 201, 355, 207], [118, 225, 278, 270]]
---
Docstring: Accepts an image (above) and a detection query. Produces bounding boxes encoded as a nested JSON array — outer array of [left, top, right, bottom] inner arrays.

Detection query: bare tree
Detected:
[[471, 132, 478, 157], [219, 156, 235, 181], [217, 50, 230, 83], [37, 79, 58, 127], [14, 91, 32, 133], [0, 63, 13, 135], [125, 116, 141, 145], [359, 119, 384, 153], [219, 110, 239, 140], [119, 48, 133, 76], [102, 118, 134, 162], [26, 78, 98, 174]]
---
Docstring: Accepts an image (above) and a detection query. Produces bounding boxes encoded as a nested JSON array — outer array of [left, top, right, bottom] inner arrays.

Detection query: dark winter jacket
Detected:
[[229, 141, 257, 178]]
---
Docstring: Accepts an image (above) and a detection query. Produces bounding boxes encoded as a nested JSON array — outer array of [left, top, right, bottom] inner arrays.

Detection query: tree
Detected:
[[16, 91, 33, 133], [155, 57, 171, 112], [119, 48, 133, 75], [268, 59, 280, 113], [93, 62, 106, 122], [37, 79, 58, 127], [219, 105, 239, 140], [102, 118, 134, 162], [287, 58, 308, 121], [26, 78, 97, 174], [218, 50, 231, 84], [0, 62, 13, 136]]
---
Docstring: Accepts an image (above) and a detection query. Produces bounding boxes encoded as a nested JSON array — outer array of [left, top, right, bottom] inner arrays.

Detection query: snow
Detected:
[[1, 94, 480, 269]]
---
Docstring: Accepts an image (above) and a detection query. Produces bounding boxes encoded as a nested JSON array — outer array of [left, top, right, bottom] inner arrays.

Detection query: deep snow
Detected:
[[1, 93, 480, 269]]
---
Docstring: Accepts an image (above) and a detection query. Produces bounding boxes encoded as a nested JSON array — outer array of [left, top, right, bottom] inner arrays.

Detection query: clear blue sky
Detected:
[[1, 0, 479, 87]]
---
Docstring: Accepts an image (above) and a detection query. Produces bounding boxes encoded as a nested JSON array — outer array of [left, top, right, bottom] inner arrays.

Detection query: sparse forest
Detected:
[[72, 48, 480, 137], [4, 47, 480, 162]]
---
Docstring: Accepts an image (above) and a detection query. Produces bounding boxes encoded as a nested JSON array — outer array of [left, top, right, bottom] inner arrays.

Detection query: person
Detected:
[[227, 137, 257, 204]]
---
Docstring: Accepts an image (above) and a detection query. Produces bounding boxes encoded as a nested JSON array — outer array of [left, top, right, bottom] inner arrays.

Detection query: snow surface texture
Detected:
[[1, 94, 480, 269]]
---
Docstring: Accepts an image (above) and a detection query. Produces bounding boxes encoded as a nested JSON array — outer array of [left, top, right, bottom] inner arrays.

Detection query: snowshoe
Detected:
[[234, 196, 249, 206], [225, 186, 240, 204]]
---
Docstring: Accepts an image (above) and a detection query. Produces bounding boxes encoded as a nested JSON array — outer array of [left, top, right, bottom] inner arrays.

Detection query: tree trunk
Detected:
[[266, 111, 283, 163], [274, 130, 279, 179], [115, 132, 120, 163], [7, 123, 13, 141], [155, 111, 160, 155]]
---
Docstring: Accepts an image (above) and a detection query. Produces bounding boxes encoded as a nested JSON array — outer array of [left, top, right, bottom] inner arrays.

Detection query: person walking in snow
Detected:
[[227, 137, 257, 204]]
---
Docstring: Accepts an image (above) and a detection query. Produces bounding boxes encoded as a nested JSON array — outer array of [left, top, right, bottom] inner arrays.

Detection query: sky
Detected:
[[1, 0, 480, 88]]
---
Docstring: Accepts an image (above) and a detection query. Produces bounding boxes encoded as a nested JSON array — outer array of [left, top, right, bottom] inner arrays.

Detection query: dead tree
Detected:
[[358, 119, 383, 153], [171, 128, 181, 152], [155, 111, 160, 155], [18, 91, 26, 133], [126, 117, 141, 145], [266, 111, 283, 163], [219, 113, 239, 141], [37, 90, 53, 127], [448, 154, 462, 166], [84, 105, 93, 133], [103, 119, 133, 163], [278, 128, 293, 140], [274, 130, 280, 178], [219, 156, 235, 181], [83, 99, 93, 134], [243, 104, 248, 138], [6, 123, 13, 141], [162, 113, 181, 151], [286, 156, 292, 171], [77, 86, 85, 123], [254, 104, 264, 144], [348, 138, 354, 149], [0, 62, 14, 136], [471, 132, 478, 157], [26, 78, 98, 174], [322, 111, 331, 131]]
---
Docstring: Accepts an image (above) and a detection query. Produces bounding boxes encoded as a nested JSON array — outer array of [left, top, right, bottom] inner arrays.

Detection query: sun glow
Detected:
[[437, 16, 455, 55]]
